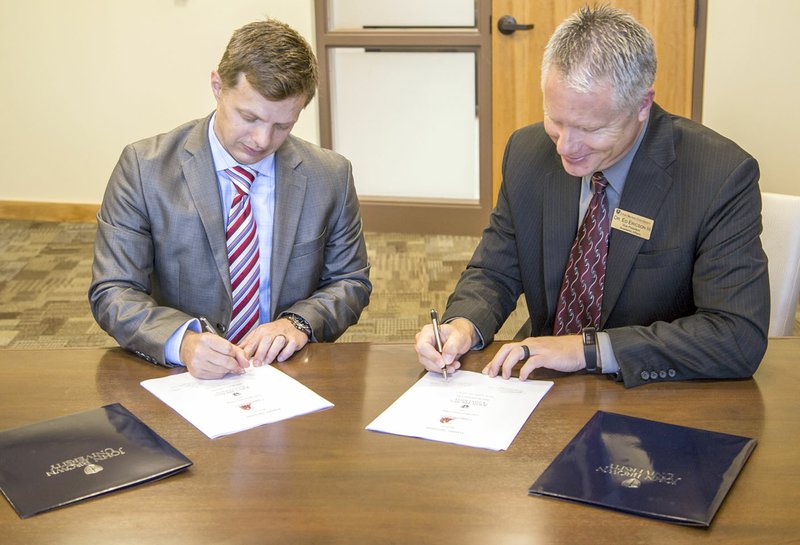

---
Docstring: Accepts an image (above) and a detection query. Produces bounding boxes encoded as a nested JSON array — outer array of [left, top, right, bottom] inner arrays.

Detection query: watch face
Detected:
[[583, 328, 598, 373], [288, 314, 311, 335]]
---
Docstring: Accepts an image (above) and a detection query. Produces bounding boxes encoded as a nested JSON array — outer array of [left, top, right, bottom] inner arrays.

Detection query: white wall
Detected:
[[1, 1, 796, 204], [0, 0, 317, 204], [703, 0, 800, 196]]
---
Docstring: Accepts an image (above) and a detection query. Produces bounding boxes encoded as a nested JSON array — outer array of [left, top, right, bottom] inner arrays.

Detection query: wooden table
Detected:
[[1, 340, 798, 544]]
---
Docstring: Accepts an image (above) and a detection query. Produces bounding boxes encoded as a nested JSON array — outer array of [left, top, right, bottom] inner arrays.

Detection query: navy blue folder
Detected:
[[0, 403, 192, 518], [529, 411, 756, 527]]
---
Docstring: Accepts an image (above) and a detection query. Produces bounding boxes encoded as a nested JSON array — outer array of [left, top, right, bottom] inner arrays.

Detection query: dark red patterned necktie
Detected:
[[553, 172, 610, 335]]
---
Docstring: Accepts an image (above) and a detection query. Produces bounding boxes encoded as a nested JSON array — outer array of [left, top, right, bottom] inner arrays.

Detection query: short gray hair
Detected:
[[541, 5, 657, 112]]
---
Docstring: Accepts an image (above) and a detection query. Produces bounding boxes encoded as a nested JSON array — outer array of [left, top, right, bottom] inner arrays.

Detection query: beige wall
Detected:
[[703, 0, 799, 196], [0, 0, 317, 204], [1, 1, 796, 204]]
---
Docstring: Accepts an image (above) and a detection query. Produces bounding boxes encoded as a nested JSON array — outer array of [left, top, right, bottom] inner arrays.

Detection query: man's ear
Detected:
[[210, 71, 223, 100], [638, 87, 655, 121]]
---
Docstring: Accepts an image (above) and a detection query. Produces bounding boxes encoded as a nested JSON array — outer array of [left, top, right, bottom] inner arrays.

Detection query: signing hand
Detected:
[[414, 317, 477, 375], [180, 330, 250, 379]]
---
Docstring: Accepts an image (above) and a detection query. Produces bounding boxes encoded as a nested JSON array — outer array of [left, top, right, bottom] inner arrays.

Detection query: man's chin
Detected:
[[235, 149, 268, 165], [561, 163, 592, 178]]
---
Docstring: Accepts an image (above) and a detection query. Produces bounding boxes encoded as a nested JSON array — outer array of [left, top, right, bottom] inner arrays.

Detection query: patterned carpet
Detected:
[[0, 220, 528, 349]]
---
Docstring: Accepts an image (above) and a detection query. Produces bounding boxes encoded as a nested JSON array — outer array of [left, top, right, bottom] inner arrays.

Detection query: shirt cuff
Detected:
[[164, 319, 201, 366], [597, 331, 620, 375]]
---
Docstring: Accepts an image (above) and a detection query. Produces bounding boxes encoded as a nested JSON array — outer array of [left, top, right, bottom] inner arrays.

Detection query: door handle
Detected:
[[497, 15, 534, 35]]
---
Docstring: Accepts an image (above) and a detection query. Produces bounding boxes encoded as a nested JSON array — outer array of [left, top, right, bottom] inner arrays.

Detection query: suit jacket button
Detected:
[[668, 369, 676, 378], [641, 371, 650, 380], [218, 323, 227, 333], [659, 370, 667, 378]]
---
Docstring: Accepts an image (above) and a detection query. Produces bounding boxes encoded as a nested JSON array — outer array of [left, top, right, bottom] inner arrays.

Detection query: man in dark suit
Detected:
[[90, 19, 371, 379], [415, 6, 769, 387]]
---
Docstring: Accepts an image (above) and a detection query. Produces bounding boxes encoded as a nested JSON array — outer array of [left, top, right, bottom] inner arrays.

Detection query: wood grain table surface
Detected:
[[1, 339, 797, 545]]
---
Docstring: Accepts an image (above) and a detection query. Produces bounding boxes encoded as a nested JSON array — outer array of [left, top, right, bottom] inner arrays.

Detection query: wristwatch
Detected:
[[284, 313, 312, 338], [582, 327, 601, 374]]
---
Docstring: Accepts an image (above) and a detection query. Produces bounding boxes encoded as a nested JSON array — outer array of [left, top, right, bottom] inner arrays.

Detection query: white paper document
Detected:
[[366, 371, 553, 451], [141, 366, 333, 439]]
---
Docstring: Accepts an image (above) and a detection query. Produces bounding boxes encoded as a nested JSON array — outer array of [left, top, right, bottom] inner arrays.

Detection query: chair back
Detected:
[[761, 192, 800, 336]]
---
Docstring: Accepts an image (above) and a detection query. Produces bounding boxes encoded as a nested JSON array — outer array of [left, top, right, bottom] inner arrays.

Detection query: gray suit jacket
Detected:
[[444, 104, 769, 387], [89, 114, 371, 365]]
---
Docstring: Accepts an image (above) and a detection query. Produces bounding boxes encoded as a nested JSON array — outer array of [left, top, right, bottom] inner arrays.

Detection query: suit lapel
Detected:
[[542, 168, 581, 320], [601, 105, 676, 325], [182, 114, 231, 298], [270, 137, 308, 319]]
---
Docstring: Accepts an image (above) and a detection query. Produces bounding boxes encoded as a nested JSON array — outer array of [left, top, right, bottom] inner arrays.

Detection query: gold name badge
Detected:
[[611, 208, 654, 240]]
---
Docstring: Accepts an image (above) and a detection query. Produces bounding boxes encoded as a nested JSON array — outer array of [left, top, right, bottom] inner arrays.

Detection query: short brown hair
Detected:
[[217, 19, 318, 105]]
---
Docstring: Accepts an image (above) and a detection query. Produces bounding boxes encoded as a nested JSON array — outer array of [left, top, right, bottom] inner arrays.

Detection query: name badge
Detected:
[[611, 208, 654, 240]]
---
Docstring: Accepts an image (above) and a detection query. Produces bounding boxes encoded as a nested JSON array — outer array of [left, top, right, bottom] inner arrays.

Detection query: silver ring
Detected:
[[520, 344, 530, 360]]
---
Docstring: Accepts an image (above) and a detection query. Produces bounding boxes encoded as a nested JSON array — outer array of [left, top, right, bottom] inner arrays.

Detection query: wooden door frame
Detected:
[[314, 0, 493, 235]]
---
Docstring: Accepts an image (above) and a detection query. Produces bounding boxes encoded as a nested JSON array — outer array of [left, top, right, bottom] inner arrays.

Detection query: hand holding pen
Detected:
[[430, 309, 447, 381], [178, 316, 249, 379], [199, 316, 220, 336], [414, 316, 478, 377]]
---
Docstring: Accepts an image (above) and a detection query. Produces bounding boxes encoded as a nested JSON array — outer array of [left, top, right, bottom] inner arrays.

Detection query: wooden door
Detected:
[[491, 0, 697, 199]]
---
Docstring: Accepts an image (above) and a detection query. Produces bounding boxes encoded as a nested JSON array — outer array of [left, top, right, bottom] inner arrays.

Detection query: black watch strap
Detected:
[[582, 327, 600, 374]]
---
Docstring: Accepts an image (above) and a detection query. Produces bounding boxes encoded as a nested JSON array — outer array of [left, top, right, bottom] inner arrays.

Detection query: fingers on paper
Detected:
[[483, 343, 535, 380], [248, 333, 299, 366]]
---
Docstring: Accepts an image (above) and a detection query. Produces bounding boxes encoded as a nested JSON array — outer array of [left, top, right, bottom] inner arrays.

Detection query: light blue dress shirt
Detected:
[[164, 112, 276, 365]]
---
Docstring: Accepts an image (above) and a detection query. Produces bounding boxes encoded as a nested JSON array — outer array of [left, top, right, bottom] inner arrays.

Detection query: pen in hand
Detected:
[[200, 316, 247, 374], [199, 316, 219, 336], [430, 309, 447, 381]]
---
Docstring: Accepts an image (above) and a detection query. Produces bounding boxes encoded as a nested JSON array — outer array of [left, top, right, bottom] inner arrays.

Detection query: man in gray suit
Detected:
[[415, 6, 769, 387], [90, 19, 371, 379]]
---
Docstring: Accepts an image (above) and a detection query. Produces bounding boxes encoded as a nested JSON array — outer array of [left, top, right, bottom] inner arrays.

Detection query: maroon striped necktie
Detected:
[[553, 172, 610, 335], [225, 166, 260, 344]]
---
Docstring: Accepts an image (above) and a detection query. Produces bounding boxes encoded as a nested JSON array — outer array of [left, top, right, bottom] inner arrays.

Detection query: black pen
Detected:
[[430, 309, 447, 381]]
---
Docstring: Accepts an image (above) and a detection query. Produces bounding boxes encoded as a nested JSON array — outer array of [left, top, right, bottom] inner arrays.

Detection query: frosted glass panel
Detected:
[[330, 49, 479, 201], [329, 0, 475, 29]]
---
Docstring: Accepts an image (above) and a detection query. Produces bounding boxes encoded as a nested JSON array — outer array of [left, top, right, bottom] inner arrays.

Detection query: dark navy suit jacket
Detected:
[[444, 104, 769, 387]]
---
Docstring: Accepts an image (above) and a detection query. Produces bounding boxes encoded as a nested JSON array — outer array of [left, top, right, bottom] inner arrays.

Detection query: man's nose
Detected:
[[250, 124, 271, 150], [555, 128, 580, 156]]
